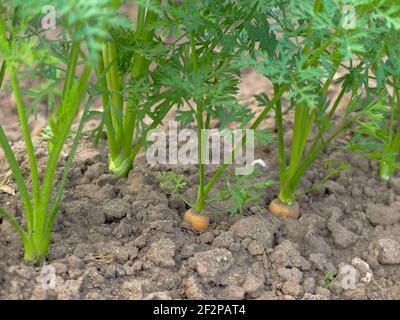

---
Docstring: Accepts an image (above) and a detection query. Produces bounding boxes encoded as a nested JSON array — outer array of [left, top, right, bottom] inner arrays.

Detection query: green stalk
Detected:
[[108, 43, 124, 123], [0, 126, 33, 230], [0, 207, 31, 254], [102, 41, 130, 177], [279, 88, 351, 204], [0, 17, 92, 262], [286, 106, 304, 177], [103, 42, 123, 143], [189, 32, 206, 212], [286, 116, 354, 197], [277, 102, 315, 205], [0, 20, 37, 260], [379, 162, 391, 181], [0, 60, 34, 238], [136, 4, 146, 36], [61, 42, 80, 99], [122, 3, 154, 159], [39, 95, 93, 258], [195, 101, 206, 212], [104, 1, 160, 177], [276, 1, 339, 205], [96, 50, 118, 158], [134, 99, 174, 154], [8, 67, 41, 214], [33, 64, 92, 259], [380, 134, 400, 180], [106, 42, 130, 177], [0, 60, 5, 85], [205, 113, 211, 129], [251, 84, 290, 130], [273, 84, 287, 191], [329, 85, 346, 118], [283, 0, 324, 185], [0, 15, 40, 209], [380, 84, 400, 180], [28, 42, 88, 257]]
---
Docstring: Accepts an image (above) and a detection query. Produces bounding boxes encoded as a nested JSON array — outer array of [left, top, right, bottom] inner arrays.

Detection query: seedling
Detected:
[[319, 268, 338, 289], [157, 169, 273, 217], [156, 0, 266, 230], [348, 28, 400, 180], [96, 0, 176, 177], [242, 0, 396, 218], [217, 169, 274, 216], [350, 93, 400, 180], [0, 1, 115, 263]]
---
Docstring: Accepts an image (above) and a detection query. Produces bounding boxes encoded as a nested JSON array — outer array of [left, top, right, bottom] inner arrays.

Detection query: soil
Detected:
[[1, 72, 400, 300]]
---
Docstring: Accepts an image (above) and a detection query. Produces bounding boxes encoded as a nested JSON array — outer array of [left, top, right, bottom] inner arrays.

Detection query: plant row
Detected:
[[0, 0, 399, 263]]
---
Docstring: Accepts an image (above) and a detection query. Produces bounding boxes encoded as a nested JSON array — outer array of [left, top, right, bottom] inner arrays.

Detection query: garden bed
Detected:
[[1, 133, 399, 300], [1, 1, 399, 300]]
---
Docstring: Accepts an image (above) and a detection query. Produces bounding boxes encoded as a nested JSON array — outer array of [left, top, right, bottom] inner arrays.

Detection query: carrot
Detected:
[[183, 209, 209, 233], [268, 198, 300, 220]]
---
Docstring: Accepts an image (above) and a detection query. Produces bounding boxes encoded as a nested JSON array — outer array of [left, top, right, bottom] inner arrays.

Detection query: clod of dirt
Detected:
[[229, 215, 275, 249], [56, 278, 82, 300], [144, 291, 173, 300], [113, 219, 134, 239], [121, 278, 150, 300], [220, 285, 245, 300], [242, 272, 265, 296], [91, 240, 138, 264], [325, 207, 358, 249], [98, 184, 118, 201], [104, 199, 130, 221], [366, 203, 400, 226], [185, 276, 207, 300], [282, 281, 303, 297], [324, 180, 346, 195], [168, 196, 186, 213], [247, 240, 264, 256], [85, 163, 107, 181], [258, 291, 279, 300], [302, 293, 330, 300], [81, 267, 105, 291], [389, 178, 400, 195], [188, 248, 234, 282], [199, 232, 214, 244], [342, 285, 367, 300], [352, 156, 370, 172], [327, 219, 359, 249], [351, 257, 373, 284], [218, 265, 246, 287], [96, 173, 119, 187], [62, 200, 106, 226], [270, 240, 302, 268], [377, 239, 400, 265], [146, 238, 176, 268], [281, 214, 329, 254], [308, 253, 332, 271], [180, 244, 196, 259], [351, 257, 372, 275], [304, 231, 333, 256], [276, 267, 303, 284], [212, 231, 234, 249], [303, 277, 316, 294]]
